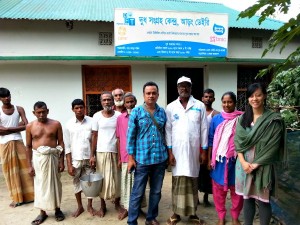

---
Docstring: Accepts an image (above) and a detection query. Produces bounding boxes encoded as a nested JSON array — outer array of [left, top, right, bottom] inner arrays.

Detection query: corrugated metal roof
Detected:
[[0, 0, 283, 30]]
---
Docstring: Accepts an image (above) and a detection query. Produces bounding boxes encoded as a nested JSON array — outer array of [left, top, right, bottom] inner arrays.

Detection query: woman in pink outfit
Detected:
[[208, 92, 243, 225]]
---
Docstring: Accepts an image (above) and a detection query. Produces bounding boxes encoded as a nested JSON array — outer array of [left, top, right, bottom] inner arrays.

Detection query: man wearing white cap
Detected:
[[165, 76, 208, 225]]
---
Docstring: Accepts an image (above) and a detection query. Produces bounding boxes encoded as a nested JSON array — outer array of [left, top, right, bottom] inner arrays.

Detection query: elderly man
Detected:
[[112, 88, 126, 113], [0, 87, 34, 208], [90, 91, 122, 218], [127, 81, 168, 225], [165, 76, 208, 225], [116, 92, 147, 220]]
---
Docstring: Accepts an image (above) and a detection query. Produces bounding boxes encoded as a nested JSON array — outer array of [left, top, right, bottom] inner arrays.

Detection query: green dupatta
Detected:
[[235, 109, 287, 196]]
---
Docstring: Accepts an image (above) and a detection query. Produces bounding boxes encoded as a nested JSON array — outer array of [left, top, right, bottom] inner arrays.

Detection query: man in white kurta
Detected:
[[90, 92, 122, 218], [165, 76, 208, 225]]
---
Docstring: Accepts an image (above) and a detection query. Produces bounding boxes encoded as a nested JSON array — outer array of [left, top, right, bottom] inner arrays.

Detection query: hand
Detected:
[[90, 156, 96, 169], [241, 161, 253, 174], [200, 151, 208, 165], [67, 165, 75, 176], [250, 163, 259, 170], [58, 161, 65, 172], [207, 159, 212, 170], [127, 156, 136, 173], [29, 166, 35, 177], [18, 121, 25, 126], [118, 159, 122, 169], [168, 152, 176, 166]]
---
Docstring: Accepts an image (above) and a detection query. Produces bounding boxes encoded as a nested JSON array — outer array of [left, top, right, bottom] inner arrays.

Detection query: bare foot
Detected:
[[9, 202, 21, 208], [216, 219, 225, 225], [118, 207, 128, 220], [232, 219, 241, 225], [72, 207, 84, 218], [87, 205, 96, 216], [96, 207, 107, 217]]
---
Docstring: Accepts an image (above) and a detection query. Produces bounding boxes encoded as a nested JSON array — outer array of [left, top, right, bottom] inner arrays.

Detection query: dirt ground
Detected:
[[0, 171, 261, 225]]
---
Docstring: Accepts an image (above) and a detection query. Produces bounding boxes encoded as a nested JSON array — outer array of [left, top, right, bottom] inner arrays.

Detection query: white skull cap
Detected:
[[177, 76, 192, 85]]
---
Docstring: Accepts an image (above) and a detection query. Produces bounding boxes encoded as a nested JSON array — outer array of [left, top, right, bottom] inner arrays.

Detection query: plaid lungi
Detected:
[[172, 176, 198, 216], [0, 140, 34, 204]]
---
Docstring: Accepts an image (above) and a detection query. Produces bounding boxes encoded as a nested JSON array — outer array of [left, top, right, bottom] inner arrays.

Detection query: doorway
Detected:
[[166, 68, 204, 104], [82, 65, 132, 116]]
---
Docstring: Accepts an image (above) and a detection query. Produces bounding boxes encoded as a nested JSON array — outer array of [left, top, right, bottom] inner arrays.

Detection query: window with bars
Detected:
[[99, 32, 113, 45], [252, 37, 263, 48], [237, 66, 272, 111]]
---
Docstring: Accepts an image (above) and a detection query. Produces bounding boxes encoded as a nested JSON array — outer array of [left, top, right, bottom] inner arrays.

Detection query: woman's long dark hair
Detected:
[[241, 83, 267, 128]]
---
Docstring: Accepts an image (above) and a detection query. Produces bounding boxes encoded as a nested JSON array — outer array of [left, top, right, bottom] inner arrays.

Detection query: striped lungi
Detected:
[[96, 152, 120, 200], [0, 140, 34, 204], [120, 163, 147, 210], [172, 176, 198, 216]]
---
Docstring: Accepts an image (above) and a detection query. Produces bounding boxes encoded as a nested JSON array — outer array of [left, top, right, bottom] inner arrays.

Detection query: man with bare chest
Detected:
[[26, 101, 65, 225], [0, 87, 34, 208]]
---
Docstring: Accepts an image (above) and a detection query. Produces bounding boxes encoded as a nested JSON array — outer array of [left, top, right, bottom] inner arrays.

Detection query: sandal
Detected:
[[9, 201, 22, 208], [55, 209, 65, 221], [188, 215, 206, 225], [31, 214, 48, 225], [166, 215, 181, 225]]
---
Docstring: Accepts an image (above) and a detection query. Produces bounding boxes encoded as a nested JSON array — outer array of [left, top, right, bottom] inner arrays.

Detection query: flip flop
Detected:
[[188, 215, 206, 225], [166, 215, 181, 225], [9, 201, 22, 208], [55, 209, 65, 221], [31, 214, 48, 225]]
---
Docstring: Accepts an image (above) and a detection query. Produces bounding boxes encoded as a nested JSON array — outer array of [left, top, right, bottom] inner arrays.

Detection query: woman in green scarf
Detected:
[[234, 83, 286, 225]]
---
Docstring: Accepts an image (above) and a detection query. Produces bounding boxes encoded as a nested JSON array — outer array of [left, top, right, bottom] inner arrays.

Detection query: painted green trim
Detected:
[[0, 56, 285, 63]]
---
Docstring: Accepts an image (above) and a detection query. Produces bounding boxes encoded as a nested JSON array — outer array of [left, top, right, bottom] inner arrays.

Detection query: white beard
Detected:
[[114, 100, 124, 107], [103, 106, 112, 111]]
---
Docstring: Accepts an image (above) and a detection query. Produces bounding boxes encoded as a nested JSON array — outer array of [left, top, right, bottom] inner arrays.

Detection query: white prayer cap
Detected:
[[177, 76, 192, 85]]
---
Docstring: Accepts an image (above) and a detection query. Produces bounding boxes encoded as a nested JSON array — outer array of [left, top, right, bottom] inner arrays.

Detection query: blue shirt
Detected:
[[127, 103, 168, 165], [209, 113, 236, 186], [209, 113, 224, 147]]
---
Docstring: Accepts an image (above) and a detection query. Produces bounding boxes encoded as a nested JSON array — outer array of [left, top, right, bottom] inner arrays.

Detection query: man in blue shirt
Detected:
[[127, 81, 168, 225]]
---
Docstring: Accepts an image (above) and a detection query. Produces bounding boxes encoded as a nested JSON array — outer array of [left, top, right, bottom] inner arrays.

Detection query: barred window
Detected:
[[252, 37, 263, 48], [99, 32, 113, 45]]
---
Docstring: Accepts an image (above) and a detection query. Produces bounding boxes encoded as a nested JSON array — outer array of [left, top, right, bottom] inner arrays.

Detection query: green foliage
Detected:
[[267, 66, 300, 129], [238, 0, 300, 129], [238, 0, 300, 77]]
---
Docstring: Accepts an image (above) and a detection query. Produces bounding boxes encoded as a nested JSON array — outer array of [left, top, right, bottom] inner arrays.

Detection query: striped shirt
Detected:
[[127, 104, 168, 165]]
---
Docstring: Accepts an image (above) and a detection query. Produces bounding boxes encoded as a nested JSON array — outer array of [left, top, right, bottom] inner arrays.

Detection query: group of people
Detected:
[[0, 77, 286, 225]]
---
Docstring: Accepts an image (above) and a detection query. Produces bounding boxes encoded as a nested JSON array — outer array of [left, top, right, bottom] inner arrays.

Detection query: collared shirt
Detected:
[[64, 116, 93, 160], [92, 110, 121, 153], [165, 96, 208, 177], [116, 111, 130, 163], [127, 104, 168, 165]]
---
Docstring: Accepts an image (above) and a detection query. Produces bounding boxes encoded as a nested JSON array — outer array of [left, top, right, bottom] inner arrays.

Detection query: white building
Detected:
[[0, 0, 297, 125]]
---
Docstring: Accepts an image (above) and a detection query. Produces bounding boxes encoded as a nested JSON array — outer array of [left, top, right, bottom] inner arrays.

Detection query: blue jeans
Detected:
[[127, 160, 166, 225]]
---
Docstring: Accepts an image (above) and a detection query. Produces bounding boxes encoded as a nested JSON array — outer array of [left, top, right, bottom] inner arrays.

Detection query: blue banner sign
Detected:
[[114, 9, 228, 57]]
